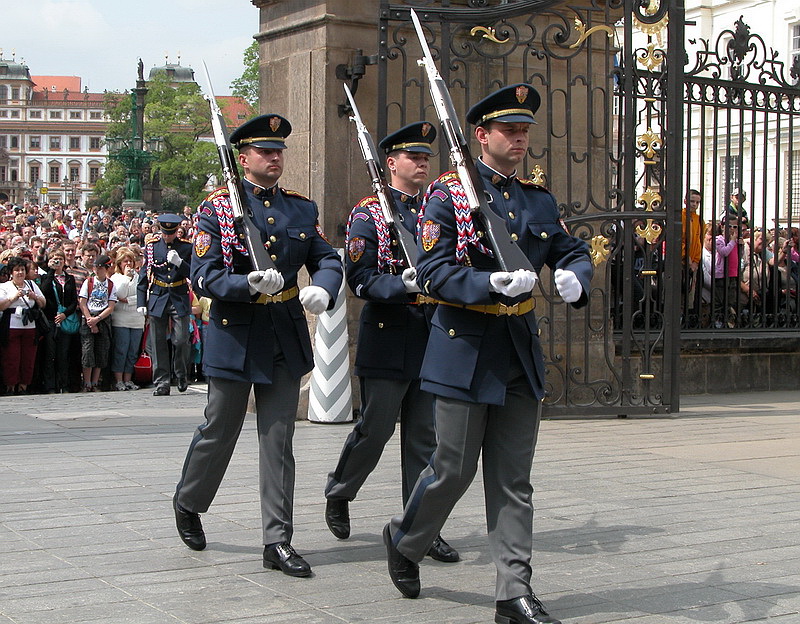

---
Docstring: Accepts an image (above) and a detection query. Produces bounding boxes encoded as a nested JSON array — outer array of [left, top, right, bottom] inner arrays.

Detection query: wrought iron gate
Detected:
[[375, 0, 685, 415]]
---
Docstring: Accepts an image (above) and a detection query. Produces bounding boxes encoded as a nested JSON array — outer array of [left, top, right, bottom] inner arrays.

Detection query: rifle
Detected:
[[343, 84, 418, 268], [409, 9, 533, 272], [201, 61, 277, 271]]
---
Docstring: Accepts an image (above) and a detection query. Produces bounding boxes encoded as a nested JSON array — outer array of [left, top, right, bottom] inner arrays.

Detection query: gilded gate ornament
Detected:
[[590, 235, 610, 266], [469, 25, 509, 44], [569, 16, 614, 49], [636, 129, 662, 165]]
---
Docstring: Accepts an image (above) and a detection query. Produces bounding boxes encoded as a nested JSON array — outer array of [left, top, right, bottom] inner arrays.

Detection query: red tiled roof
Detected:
[[31, 75, 82, 92], [217, 96, 254, 130]]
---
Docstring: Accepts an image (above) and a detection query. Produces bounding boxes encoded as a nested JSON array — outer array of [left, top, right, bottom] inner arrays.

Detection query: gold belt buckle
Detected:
[[497, 302, 519, 316]]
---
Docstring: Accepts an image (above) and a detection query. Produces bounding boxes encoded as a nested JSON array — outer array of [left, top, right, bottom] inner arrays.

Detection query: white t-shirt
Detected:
[[0, 280, 45, 330], [78, 275, 118, 316]]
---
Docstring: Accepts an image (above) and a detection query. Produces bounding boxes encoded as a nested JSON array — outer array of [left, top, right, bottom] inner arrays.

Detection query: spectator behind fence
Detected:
[[714, 221, 739, 328], [77, 254, 117, 392], [40, 248, 79, 393], [0, 257, 46, 394], [110, 247, 145, 391]]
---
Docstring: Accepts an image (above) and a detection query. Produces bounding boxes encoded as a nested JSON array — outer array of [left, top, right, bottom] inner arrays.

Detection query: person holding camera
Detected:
[[0, 256, 46, 394], [40, 248, 79, 394]]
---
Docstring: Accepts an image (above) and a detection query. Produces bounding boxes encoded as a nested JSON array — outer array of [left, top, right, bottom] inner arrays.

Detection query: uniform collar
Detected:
[[477, 158, 516, 188], [389, 185, 420, 205], [244, 178, 279, 197]]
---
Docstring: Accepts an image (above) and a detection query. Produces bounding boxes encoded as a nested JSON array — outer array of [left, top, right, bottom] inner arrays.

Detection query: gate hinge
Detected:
[[336, 50, 378, 116]]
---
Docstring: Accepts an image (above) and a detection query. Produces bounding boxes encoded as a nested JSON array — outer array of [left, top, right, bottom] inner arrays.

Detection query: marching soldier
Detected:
[[382, 85, 592, 624], [324, 122, 458, 563], [136, 213, 193, 396], [172, 114, 342, 578]]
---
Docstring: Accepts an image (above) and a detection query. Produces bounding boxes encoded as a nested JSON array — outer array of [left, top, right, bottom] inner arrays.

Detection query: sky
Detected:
[[3, 0, 259, 95]]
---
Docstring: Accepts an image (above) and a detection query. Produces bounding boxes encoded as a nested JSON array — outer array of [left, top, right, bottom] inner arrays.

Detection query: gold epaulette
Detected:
[[517, 178, 548, 191], [355, 195, 379, 209], [204, 186, 229, 202], [437, 171, 460, 184], [281, 188, 311, 201], [144, 232, 161, 245]]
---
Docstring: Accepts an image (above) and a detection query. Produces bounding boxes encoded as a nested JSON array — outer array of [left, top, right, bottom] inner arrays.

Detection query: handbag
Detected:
[[52, 281, 80, 335], [133, 324, 153, 385], [21, 283, 51, 336]]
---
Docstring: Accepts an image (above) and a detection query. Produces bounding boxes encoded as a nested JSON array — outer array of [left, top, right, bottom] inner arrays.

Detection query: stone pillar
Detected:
[[253, 0, 382, 417]]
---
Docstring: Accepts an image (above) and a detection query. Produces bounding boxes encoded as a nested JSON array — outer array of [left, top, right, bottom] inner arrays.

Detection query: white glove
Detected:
[[401, 267, 421, 293], [489, 269, 537, 298], [136, 306, 148, 317], [554, 268, 582, 303], [166, 249, 182, 267], [247, 269, 284, 295], [299, 285, 330, 315]]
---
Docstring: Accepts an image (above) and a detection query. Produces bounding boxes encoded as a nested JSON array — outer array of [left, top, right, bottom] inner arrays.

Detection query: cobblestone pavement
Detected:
[[1, 386, 798, 623]]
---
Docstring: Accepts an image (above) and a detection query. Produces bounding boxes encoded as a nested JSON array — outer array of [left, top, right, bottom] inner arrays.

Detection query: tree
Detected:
[[231, 41, 259, 109]]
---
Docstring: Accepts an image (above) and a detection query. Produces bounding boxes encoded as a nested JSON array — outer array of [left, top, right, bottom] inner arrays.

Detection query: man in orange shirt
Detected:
[[681, 189, 704, 314]]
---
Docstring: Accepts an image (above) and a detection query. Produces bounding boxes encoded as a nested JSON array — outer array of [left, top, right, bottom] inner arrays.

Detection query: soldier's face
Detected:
[[239, 146, 284, 187], [476, 122, 530, 173], [387, 151, 429, 191]]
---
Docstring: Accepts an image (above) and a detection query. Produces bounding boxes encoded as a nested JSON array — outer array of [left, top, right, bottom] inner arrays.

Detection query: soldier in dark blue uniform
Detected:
[[136, 213, 193, 396], [383, 85, 592, 624], [323, 122, 458, 563], [172, 114, 342, 577]]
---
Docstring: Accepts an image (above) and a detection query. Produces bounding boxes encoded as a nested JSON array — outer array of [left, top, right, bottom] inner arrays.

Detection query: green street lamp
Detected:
[[106, 59, 163, 210]]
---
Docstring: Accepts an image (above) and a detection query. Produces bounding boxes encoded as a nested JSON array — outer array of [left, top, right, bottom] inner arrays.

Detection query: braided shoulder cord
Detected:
[[210, 194, 249, 269], [347, 196, 402, 272]]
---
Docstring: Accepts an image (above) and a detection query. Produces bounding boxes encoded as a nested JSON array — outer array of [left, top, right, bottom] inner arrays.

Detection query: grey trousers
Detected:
[[388, 369, 542, 601], [149, 304, 189, 387], [325, 377, 436, 505], [175, 364, 301, 545]]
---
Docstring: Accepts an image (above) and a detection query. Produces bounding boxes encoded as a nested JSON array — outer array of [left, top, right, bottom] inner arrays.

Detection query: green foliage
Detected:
[[231, 41, 259, 109], [95, 73, 222, 208], [89, 158, 125, 208], [160, 187, 190, 213]]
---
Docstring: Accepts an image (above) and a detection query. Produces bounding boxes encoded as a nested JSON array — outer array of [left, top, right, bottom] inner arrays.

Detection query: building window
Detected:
[[788, 150, 800, 217], [30, 165, 40, 182], [10, 110, 19, 118], [0, 110, 7, 118], [9, 136, 18, 149], [49, 166, 61, 184], [0, 166, 5, 181], [10, 168, 18, 182], [69, 136, 80, 150], [0, 136, 5, 148], [49, 110, 62, 119], [89, 166, 101, 184], [0, 86, 6, 100], [11, 87, 19, 100], [29, 136, 41, 149], [29, 110, 42, 119], [89, 136, 101, 150], [89, 111, 102, 120], [69, 165, 80, 182], [50, 136, 62, 150], [69, 111, 82, 119], [721, 154, 743, 212]]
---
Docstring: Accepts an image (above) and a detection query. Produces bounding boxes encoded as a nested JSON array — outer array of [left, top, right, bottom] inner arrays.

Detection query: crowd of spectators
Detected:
[[0, 194, 207, 395]]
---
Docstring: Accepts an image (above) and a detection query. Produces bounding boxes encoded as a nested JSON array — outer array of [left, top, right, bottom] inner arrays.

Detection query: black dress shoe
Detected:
[[153, 385, 170, 396], [173, 494, 206, 551], [495, 595, 561, 624], [383, 524, 420, 598], [325, 499, 350, 539], [177, 376, 188, 393], [263, 542, 312, 577], [426, 534, 460, 562]]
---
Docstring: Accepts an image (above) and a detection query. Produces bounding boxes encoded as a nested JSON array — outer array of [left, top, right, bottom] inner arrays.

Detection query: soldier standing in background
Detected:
[[136, 213, 192, 396], [324, 122, 458, 563]]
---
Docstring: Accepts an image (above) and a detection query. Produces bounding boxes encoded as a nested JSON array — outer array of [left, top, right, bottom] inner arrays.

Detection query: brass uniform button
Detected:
[[222, 319, 229, 326], [541, 232, 548, 239], [300, 232, 306, 240], [411, 208, 417, 214], [448, 329, 456, 337], [503, 191, 510, 199], [508, 212, 516, 219], [270, 254, 277, 261], [269, 235, 277, 243], [511, 233, 518, 241], [268, 217, 275, 225], [264, 200, 271, 208], [477, 231, 484, 238], [378, 322, 384, 329]]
